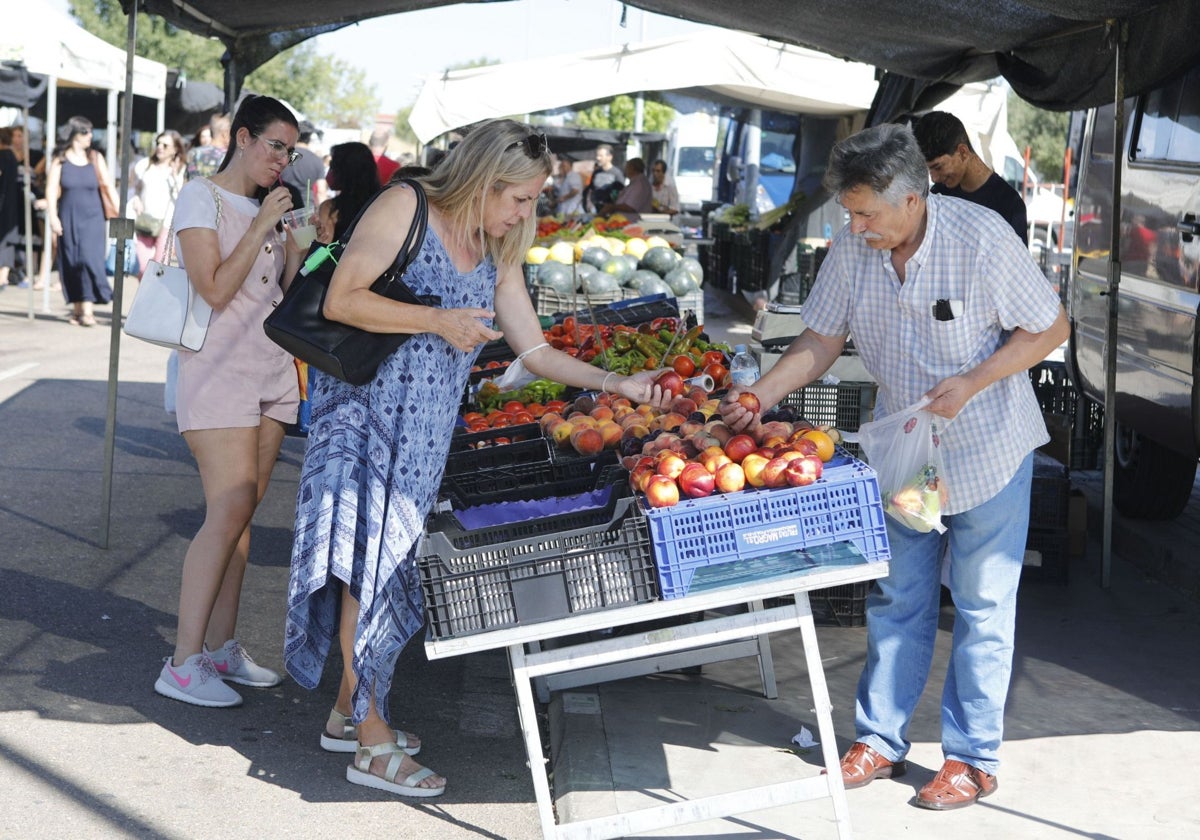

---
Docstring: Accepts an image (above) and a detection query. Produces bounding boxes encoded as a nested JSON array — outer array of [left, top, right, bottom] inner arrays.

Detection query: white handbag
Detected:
[[123, 182, 220, 352]]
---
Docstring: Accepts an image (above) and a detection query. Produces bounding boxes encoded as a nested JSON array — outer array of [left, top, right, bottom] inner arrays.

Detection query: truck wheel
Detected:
[[1112, 423, 1197, 519]]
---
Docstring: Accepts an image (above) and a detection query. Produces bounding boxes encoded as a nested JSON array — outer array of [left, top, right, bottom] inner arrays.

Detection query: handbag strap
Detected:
[[300, 178, 428, 280], [163, 179, 222, 267]]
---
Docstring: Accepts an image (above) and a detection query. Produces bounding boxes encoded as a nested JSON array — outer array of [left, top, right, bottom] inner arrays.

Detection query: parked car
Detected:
[[1066, 65, 1200, 518]]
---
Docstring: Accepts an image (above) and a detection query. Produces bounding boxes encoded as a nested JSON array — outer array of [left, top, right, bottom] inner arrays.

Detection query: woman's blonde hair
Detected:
[[420, 119, 552, 269]]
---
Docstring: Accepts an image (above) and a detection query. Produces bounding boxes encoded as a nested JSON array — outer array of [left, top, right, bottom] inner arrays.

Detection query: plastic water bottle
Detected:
[[729, 344, 760, 388]]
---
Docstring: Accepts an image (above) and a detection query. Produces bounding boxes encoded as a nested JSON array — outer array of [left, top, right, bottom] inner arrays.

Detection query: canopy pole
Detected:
[[21, 105, 35, 320], [1100, 20, 1127, 589], [100, 5, 139, 548]]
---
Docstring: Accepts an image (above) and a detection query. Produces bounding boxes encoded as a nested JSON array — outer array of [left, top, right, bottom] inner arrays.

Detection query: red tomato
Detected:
[[702, 350, 726, 368], [503, 400, 526, 414], [704, 363, 729, 386]]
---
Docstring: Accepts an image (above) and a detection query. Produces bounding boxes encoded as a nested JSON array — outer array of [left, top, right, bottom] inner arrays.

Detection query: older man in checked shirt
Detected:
[[720, 123, 1068, 811]]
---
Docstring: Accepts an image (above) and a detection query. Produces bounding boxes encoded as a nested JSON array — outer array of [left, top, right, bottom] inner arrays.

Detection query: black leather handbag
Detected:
[[263, 179, 439, 386]]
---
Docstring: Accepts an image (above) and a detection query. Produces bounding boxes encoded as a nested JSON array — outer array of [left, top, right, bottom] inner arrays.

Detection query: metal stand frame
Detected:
[[426, 562, 886, 840]]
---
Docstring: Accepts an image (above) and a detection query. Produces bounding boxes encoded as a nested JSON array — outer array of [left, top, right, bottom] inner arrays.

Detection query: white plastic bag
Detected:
[[858, 397, 949, 533]]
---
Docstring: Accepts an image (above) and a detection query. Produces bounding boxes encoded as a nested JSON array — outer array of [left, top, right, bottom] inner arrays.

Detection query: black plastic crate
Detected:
[[731, 228, 785, 293], [1030, 451, 1069, 531], [419, 489, 659, 640], [810, 581, 871, 627], [707, 221, 734, 290], [779, 381, 877, 432], [559, 293, 681, 327], [445, 424, 548, 474], [438, 445, 620, 509], [476, 338, 516, 368], [1028, 361, 1105, 471], [1023, 527, 1069, 585]]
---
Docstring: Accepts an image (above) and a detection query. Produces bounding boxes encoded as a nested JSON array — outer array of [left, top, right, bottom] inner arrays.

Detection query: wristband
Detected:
[[602, 372, 616, 393]]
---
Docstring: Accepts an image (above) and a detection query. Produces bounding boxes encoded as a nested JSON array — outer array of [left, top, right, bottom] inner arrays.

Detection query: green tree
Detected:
[[394, 104, 417, 147], [1008, 92, 1070, 182], [573, 95, 675, 133], [68, 1, 378, 127]]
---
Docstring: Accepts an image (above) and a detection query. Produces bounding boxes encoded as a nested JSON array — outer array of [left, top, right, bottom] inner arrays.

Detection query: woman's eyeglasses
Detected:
[[506, 133, 549, 159], [256, 135, 300, 165]]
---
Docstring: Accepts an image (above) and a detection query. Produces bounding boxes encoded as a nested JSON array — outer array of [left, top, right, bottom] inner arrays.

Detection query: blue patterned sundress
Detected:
[[284, 225, 495, 724]]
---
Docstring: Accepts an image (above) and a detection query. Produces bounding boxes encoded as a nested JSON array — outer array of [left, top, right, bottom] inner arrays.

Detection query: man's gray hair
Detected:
[[823, 123, 930, 206]]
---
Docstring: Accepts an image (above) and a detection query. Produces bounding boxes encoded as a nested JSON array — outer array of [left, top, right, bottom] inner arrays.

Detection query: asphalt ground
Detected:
[[2, 278, 1198, 839]]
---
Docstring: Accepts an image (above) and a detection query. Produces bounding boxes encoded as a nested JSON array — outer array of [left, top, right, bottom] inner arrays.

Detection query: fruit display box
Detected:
[[439, 432, 619, 510], [555, 292, 681, 327], [643, 450, 890, 599], [535, 286, 626, 318], [418, 486, 658, 641]]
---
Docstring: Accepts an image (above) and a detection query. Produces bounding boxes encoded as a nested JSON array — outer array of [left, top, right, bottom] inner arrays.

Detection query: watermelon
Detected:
[[581, 246, 612, 269], [600, 256, 634, 283], [638, 276, 672, 296], [665, 266, 700, 296], [626, 269, 662, 290], [581, 271, 619, 294], [574, 262, 600, 286], [639, 245, 680, 277], [537, 261, 575, 295], [676, 256, 704, 283]]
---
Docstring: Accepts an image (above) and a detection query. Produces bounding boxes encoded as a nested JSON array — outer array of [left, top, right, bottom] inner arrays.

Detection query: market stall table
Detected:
[[425, 557, 888, 840]]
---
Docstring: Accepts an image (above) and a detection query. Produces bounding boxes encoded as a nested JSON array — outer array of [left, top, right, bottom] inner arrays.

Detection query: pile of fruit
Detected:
[[527, 234, 701, 300], [461, 397, 570, 433], [628, 375, 842, 508]]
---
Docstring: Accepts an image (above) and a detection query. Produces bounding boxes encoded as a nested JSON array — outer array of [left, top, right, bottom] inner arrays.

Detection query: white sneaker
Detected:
[[154, 653, 243, 708], [205, 639, 282, 688]]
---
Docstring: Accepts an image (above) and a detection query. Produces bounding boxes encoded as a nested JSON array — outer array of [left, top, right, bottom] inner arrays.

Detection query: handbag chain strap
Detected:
[[162, 179, 222, 268]]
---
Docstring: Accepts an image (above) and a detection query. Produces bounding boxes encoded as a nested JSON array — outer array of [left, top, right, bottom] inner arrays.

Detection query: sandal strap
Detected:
[[354, 740, 407, 777], [403, 767, 437, 787], [328, 708, 413, 749], [328, 709, 355, 740]]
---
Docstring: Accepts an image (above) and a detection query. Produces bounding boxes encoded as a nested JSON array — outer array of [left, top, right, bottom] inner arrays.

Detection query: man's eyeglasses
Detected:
[[506, 133, 549, 160], [257, 135, 300, 165]]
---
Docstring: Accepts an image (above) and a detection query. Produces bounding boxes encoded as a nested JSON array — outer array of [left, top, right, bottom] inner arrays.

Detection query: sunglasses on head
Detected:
[[507, 132, 549, 159]]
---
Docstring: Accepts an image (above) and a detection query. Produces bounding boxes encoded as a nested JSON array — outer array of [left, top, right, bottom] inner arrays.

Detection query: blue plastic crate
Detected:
[[643, 450, 890, 599]]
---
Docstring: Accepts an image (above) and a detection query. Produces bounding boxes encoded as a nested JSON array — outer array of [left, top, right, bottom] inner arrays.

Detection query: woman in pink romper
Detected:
[[153, 96, 305, 708]]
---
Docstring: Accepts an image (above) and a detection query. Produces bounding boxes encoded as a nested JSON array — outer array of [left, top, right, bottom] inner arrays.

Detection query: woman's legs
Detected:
[[339, 586, 441, 791], [330, 585, 421, 751], [174, 418, 286, 665]]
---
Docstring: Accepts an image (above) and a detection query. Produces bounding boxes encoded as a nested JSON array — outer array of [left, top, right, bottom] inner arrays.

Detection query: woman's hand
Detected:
[[436, 307, 504, 352], [48, 215, 62, 237], [617, 370, 674, 410], [254, 186, 293, 236]]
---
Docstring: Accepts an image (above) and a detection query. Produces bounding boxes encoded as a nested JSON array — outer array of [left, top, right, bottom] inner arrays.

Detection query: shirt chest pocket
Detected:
[[915, 308, 988, 379]]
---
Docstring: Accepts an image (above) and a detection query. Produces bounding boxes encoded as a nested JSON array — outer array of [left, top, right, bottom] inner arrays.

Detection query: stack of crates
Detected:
[[1028, 361, 1105, 470], [779, 381, 878, 458], [1023, 451, 1070, 584]]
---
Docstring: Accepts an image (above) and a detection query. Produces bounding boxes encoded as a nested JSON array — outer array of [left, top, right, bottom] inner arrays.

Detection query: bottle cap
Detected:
[[734, 344, 747, 354]]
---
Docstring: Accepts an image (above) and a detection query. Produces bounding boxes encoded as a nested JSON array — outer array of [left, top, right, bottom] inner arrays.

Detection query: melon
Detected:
[[665, 266, 700, 296], [547, 241, 576, 264], [600, 256, 634, 283], [645, 235, 671, 250], [581, 271, 620, 294], [639, 246, 680, 277], [624, 237, 649, 259], [626, 269, 662, 291], [638, 275, 672, 297], [676, 256, 704, 283], [574, 262, 600, 286], [581, 246, 612, 269], [526, 245, 551, 265], [537, 261, 575, 294]]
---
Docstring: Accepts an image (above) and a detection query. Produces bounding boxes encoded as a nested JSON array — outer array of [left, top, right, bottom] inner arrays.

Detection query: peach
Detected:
[[598, 420, 622, 449], [715, 461, 746, 493], [761, 456, 791, 488], [741, 452, 770, 488], [724, 433, 758, 463], [678, 462, 716, 498], [655, 452, 688, 480], [570, 426, 604, 456], [643, 474, 680, 508]]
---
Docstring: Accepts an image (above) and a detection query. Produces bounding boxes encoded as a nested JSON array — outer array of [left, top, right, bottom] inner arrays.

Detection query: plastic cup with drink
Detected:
[[283, 207, 317, 249]]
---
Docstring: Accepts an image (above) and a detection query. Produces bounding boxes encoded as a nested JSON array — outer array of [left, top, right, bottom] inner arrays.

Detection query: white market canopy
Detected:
[[0, 0, 167, 99], [408, 29, 879, 143]]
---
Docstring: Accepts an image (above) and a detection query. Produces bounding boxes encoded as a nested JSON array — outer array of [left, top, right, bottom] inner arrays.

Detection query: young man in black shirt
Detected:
[[913, 111, 1028, 245]]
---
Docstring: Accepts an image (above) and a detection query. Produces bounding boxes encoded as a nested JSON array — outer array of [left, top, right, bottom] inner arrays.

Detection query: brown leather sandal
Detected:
[[829, 742, 906, 789], [916, 759, 997, 810]]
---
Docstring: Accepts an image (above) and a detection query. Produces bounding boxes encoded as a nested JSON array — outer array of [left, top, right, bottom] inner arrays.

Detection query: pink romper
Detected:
[[173, 179, 298, 432]]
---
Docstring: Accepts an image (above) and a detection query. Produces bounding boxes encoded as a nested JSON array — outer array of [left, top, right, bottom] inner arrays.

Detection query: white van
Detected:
[[667, 113, 719, 214]]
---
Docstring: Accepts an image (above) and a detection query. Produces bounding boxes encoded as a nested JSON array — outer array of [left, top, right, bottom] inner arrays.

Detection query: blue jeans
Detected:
[[854, 453, 1032, 777]]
